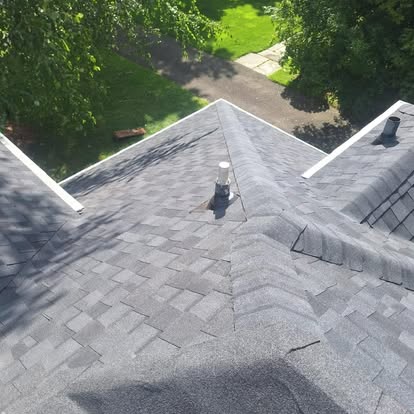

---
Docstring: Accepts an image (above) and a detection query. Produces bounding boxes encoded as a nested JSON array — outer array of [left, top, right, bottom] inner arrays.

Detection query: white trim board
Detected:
[[60, 98, 326, 185], [302, 100, 408, 179], [0, 132, 84, 212]]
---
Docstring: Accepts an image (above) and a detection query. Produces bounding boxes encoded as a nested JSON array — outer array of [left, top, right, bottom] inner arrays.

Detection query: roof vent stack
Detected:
[[381, 116, 400, 143], [212, 162, 236, 209]]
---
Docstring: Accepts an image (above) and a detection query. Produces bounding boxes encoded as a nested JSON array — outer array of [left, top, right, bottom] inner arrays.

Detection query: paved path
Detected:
[[235, 42, 285, 76], [120, 38, 356, 152]]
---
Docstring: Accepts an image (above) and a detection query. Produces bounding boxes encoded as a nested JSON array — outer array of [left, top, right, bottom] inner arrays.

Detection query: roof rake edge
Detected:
[[302, 100, 408, 179], [0, 132, 84, 213]]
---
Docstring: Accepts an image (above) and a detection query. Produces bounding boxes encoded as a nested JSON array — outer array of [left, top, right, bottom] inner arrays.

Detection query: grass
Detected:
[[198, 0, 278, 60], [268, 63, 297, 87], [27, 52, 207, 181]]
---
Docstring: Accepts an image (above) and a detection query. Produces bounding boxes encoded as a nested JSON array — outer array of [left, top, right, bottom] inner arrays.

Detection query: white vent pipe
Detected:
[[217, 161, 230, 185]]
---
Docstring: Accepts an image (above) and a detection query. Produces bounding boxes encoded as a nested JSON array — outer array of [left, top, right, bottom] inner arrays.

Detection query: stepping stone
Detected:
[[258, 43, 286, 62], [235, 53, 268, 69], [266, 42, 286, 53], [258, 50, 283, 62], [254, 60, 281, 76]]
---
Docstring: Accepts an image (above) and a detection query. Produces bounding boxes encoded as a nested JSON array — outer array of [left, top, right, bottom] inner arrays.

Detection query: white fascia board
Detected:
[[302, 100, 408, 179], [0, 132, 84, 212]]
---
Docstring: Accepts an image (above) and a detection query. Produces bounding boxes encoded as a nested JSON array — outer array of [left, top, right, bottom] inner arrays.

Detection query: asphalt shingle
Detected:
[[4, 99, 414, 413]]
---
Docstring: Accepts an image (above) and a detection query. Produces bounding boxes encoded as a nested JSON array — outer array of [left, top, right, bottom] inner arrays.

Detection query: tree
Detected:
[[266, 0, 414, 121], [0, 0, 216, 132]]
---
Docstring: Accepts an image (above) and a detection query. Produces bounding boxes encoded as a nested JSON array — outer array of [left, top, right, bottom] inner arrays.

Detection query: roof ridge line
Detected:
[[218, 98, 326, 155], [216, 100, 291, 218], [231, 220, 322, 336]]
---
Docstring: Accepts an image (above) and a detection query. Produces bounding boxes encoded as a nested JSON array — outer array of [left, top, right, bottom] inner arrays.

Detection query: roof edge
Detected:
[[0, 132, 84, 213], [60, 98, 326, 186], [302, 100, 408, 179], [59, 100, 220, 186]]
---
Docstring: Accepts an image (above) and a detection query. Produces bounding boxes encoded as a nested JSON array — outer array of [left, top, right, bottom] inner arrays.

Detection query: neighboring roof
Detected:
[[1, 99, 414, 413]]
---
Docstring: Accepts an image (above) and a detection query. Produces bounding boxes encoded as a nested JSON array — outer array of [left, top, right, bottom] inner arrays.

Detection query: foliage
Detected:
[[0, 0, 215, 133], [29, 51, 207, 181], [266, 0, 414, 121], [196, 0, 278, 60]]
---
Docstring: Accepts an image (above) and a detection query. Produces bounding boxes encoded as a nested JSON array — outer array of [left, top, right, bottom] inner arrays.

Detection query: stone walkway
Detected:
[[235, 43, 285, 76]]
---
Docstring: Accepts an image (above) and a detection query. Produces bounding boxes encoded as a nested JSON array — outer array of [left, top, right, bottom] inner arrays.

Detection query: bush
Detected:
[[0, 0, 216, 134], [266, 1, 414, 121]]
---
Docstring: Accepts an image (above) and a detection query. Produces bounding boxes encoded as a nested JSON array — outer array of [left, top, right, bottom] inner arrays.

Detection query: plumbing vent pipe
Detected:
[[212, 162, 235, 209], [217, 162, 230, 186], [382, 116, 400, 141]]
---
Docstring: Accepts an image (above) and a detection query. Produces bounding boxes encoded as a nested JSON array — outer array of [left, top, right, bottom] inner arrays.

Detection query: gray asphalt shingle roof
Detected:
[[0, 139, 74, 291], [2, 99, 414, 413]]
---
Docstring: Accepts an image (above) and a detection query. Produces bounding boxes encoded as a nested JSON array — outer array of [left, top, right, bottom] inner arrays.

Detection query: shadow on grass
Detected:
[[207, 47, 235, 61], [119, 36, 238, 84], [197, 0, 274, 21]]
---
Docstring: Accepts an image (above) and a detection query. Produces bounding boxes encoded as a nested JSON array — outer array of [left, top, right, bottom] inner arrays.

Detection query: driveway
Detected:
[[119, 37, 357, 152]]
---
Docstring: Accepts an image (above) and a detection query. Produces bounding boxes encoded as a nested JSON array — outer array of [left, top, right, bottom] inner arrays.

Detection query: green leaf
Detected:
[[74, 12, 84, 23], [0, 0, 215, 134], [61, 39, 70, 52]]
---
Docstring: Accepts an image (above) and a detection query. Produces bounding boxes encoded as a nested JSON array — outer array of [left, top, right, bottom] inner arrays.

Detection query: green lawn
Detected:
[[28, 52, 207, 181], [198, 0, 278, 60], [268, 63, 297, 87]]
